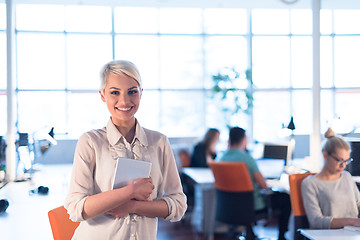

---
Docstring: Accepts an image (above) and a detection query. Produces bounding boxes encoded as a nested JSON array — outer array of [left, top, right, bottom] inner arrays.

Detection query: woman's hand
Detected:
[[331, 218, 360, 228], [131, 177, 154, 201], [351, 218, 360, 227]]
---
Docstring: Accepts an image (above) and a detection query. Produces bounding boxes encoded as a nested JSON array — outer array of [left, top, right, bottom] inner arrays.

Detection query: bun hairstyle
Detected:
[[324, 128, 335, 139], [322, 128, 350, 154]]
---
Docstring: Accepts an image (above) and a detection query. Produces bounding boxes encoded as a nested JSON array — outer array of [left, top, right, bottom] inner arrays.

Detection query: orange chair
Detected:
[[288, 173, 314, 240], [48, 206, 80, 240], [209, 161, 257, 239]]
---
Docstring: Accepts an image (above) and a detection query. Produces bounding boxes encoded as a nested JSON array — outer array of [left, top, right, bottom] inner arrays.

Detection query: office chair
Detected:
[[209, 161, 258, 239], [288, 173, 314, 240], [48, 206, 79, 240]]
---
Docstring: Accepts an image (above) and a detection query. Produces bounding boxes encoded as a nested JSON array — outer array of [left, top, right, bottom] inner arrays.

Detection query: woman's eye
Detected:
[[129, 90, 138, 95], [110, 91, 119, 95]]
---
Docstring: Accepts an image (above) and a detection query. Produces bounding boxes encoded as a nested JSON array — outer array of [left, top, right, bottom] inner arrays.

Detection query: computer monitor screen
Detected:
[[263, 144, 289, 164], [346, 141, 360, 176]]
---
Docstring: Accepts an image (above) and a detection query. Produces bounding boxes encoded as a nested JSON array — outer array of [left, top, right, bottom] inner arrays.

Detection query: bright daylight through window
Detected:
[[1, 3, 360, 142]]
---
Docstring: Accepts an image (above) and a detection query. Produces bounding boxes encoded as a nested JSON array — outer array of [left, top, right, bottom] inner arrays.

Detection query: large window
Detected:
[[251, 9, 313, 142], [4, 3, 360, 143], [0, 3, 6, 136], [14, 4, 249, 138], [252, 8, 360, 141], [319, 10, 360, 134]]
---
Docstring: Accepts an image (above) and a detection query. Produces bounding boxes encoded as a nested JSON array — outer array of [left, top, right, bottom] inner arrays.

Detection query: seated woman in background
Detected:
[[302, 128, 360, 229], [190, 128, 220, 168]]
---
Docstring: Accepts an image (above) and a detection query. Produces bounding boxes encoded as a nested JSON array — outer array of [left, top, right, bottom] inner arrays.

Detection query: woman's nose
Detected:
[[118, 93, 129, 104]]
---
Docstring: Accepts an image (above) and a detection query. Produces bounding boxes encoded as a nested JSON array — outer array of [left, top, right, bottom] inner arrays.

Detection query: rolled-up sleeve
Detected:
[[158, 137, 187, 222], [65, 133, 96, 222], [301, 178, 332, 229]]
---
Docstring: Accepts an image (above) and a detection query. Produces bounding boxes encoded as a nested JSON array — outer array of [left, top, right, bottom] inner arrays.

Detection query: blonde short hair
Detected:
[[100, 60, 142, 92]]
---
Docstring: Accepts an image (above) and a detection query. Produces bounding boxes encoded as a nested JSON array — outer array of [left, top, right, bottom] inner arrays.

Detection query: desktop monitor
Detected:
[[346, 141, 360, 176], [257, 143, 290, 179], [262, 143, 290, 165], [0, 136, 5, 162]]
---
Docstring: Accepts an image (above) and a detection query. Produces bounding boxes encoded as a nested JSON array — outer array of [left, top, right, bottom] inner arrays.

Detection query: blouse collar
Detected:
[[106, 118, 148, 147]]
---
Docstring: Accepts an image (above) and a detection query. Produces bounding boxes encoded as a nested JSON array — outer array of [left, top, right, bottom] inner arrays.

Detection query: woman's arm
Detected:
[[83, 178, 154, 220], [107, 199, 169, 218], [301, 178, 333, 229], [158, 136, 187, 221], [107, 135, 187, 220], [330, 218, 360, 229], [65, 132, 153, 221], [330, 174, 360, 228]]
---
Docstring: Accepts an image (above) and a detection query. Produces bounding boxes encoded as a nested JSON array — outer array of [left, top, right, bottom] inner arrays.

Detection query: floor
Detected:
[[0, 164, 291, 240]]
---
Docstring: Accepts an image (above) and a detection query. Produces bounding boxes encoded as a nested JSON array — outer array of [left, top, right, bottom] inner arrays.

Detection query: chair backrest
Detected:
[[209, 161, 255, 226], [288, 172, 314, 217], [209, 161, 253, 192], [289, 172, 315, 240], [48, 206, 80, 240]]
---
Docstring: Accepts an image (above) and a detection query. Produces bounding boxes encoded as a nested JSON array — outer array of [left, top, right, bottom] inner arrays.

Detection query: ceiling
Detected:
[[7, 0, 360, 9]]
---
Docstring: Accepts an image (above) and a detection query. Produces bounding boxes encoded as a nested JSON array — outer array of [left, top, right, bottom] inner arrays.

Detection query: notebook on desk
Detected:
[[256, 158, 285, 180]]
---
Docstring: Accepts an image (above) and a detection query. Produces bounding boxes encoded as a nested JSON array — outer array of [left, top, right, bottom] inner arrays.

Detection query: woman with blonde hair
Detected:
[[65, 60, 187, 239], [301, 128, 360, 229]]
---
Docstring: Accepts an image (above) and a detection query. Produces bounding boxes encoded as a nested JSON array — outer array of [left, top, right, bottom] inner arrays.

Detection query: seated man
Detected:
[[218, 127, 291, 240]]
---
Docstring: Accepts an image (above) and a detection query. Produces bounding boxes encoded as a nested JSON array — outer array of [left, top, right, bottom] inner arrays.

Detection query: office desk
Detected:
[[182, 167, 216, 238], [181, 167, 289, 239], [300, 229, 360, 240], [182, 167, 214, 184]]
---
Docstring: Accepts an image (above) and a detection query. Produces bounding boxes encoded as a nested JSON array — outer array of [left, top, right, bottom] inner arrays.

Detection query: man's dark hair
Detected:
[[229, 127, 246, 146]]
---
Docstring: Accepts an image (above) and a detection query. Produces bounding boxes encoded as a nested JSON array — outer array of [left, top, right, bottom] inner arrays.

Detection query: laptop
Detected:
[[256, 158, 285, 179]]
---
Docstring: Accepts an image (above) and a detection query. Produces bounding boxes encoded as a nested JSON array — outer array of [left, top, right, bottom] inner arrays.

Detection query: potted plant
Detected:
[[211, 66, 254, 128]]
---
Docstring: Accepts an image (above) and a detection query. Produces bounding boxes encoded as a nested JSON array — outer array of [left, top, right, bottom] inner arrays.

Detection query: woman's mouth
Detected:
[[115, 106, 132, 111]]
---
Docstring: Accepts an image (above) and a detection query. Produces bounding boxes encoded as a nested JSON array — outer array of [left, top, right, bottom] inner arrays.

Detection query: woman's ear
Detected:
[[139, 88, 143, 99], [323, 151, 329, 161], [99, 90, 106, 102]]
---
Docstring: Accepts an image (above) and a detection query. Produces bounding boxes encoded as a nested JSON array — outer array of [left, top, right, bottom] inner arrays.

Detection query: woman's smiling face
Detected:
[[100, 73, 142, 126]]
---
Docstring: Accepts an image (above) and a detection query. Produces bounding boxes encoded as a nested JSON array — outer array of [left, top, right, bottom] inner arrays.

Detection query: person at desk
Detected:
[[181, 128, 219, 215], [190, 128, 220, 168], [301, 128, 360, 229], [219, 127, 291, 240]]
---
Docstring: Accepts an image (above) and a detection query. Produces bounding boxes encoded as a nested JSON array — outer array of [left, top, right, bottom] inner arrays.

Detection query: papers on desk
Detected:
[[113, 158, 152, 189], [300, 228, 360, 240], [266, 173, 290, 193], [344, 226, 360, 232]]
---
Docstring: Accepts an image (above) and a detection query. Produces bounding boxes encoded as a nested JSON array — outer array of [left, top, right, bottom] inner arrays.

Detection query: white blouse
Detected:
[[65, 119, 187, 240]]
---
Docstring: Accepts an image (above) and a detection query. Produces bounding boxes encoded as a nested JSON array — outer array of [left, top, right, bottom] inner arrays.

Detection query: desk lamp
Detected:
[[287, 116, 296, 161], [287, 116, 295, 132]]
